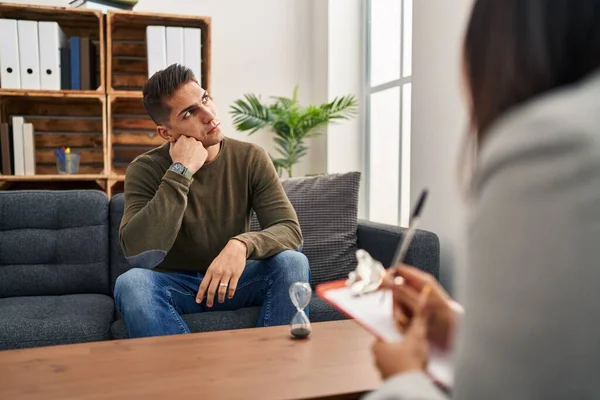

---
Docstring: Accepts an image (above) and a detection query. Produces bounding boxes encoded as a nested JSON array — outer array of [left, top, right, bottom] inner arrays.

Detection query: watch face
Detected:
[[171, 163, 184, 173]]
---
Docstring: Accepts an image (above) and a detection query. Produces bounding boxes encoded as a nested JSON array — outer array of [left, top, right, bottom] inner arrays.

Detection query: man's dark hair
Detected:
[[142, 63, 197, 126], [464, 0, 600, 142]]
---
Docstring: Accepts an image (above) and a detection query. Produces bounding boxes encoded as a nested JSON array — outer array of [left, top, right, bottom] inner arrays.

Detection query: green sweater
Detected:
[[119, 137, 303, 273]]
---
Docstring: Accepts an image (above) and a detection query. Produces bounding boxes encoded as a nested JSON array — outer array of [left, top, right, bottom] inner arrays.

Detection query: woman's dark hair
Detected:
[[463, 0, 600, 140]]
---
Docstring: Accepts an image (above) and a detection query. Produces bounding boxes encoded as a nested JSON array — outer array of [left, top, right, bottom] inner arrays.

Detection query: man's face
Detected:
[[158, 80, 223, 148]]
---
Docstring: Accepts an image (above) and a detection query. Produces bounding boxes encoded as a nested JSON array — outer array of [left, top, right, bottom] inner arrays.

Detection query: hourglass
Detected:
[[289, 282, 312, 339]]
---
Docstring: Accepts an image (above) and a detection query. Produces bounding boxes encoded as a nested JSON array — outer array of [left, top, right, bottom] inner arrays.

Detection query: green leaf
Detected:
[[229, 94, 272, 134], [269, 96, 296, 111], [272, 120, 291, 137], [230, 87, 358, 174], [321, 95, 359, 121]]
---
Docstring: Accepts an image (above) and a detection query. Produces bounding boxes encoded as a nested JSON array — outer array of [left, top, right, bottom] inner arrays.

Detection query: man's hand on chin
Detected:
[[196, 239, 247, 307]]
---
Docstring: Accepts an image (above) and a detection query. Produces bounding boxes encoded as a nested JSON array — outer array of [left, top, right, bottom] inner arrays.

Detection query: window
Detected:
[[365, 0, 413, 226]]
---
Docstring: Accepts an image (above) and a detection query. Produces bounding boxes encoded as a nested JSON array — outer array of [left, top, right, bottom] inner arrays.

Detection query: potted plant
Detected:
[[229, 86, 358, 178]]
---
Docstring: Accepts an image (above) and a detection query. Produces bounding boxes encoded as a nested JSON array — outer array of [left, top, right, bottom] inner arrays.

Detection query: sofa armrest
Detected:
[[357, 219, 440, 280]]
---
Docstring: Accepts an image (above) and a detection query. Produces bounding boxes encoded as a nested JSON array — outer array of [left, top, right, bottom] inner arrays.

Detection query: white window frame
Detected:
[[364, 0, 413, 227]]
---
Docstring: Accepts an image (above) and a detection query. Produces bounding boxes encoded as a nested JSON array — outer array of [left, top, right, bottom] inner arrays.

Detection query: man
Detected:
[[114, 63, 310, 338]]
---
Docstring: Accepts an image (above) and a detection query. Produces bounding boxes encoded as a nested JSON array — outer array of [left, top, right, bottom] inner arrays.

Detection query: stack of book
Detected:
[[146, 25, 202, 82], [0, 19, 98, 90], [0, 117, 36, 176]]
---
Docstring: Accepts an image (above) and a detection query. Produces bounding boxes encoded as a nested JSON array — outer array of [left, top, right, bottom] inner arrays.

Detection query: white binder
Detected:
[[0, 19, 21, 89], [38, 21, 68, 90], [17, 20, 41, 90], [146, 25, 166, 78], [183, 27, 201, 84], [165, 26, 184, 67], [11, 116, 25, 176], [22, 122, 36, 175]]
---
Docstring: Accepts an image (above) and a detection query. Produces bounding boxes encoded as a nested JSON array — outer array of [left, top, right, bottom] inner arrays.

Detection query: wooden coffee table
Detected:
[[0, 320, 382, 399]]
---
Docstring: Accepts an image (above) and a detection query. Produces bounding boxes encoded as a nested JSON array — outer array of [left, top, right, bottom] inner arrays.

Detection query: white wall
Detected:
[[327, 0, 366, 217], [411, 0, 473, 295], [311, 0, 366, 217], [326, 0, 363, 177]]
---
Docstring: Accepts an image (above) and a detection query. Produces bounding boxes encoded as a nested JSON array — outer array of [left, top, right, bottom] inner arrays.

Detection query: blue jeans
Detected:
[[114, 250, 310, 338]]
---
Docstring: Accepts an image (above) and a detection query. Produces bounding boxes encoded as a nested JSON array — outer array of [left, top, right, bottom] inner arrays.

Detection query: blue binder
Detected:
[[69, 36, 80, 90]]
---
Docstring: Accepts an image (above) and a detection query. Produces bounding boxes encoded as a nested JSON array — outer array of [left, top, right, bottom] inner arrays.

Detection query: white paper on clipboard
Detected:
[[318, 283, 454, 389]]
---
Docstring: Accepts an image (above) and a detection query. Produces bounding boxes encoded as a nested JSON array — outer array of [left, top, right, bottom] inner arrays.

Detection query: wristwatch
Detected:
[[169, 162, 193, 180]]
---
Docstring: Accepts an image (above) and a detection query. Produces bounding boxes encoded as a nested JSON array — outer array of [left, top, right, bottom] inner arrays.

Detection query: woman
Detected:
[[366, 0, 600, 399]]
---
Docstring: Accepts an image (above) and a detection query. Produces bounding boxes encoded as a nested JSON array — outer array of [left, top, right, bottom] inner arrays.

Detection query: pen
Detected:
[[381, 188, 429, 300], [54, 148, 65, 161], [391, 188, 429, 270]]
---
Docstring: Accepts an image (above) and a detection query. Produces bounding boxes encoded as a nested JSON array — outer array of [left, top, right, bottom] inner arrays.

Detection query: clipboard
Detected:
[[316, 279, 454, 389]]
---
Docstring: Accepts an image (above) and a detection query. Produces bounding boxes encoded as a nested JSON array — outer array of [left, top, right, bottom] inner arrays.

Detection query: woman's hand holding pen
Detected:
[[372, 281, 432, 378], [381, 265, 462, 351], [372, 266, 462, 379]]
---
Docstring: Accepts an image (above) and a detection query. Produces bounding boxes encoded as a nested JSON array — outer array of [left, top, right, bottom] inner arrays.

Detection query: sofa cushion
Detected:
[[110, 296, 346, 339], [251, 172, 361, 286], [0, 294, 114, 350], [0, 190, 110, 297]]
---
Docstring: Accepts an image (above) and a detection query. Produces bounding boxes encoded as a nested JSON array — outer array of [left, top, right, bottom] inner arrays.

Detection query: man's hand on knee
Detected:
[[196, 239, 248, 307]]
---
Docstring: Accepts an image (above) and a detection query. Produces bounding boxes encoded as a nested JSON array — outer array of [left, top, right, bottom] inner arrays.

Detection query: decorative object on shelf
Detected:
[[229, 86, 358, 178], [54, 147, 80, 174]]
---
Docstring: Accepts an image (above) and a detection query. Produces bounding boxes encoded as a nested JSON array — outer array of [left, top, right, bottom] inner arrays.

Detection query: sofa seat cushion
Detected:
[[111, 297, 347, 339], [0, 294, 114, 350]]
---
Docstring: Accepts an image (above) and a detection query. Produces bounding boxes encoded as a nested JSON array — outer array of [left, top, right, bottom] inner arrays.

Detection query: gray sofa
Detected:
[[0, 187, 439, 350]]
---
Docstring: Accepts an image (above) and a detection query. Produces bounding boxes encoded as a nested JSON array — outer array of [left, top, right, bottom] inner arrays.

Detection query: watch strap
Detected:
[[169, 162, 193, 180]]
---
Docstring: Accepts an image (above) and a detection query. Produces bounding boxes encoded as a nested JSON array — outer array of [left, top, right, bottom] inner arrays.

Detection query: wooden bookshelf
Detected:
[[0, 89, 103, 99], [107, 94, 164, 176], [0, 3, 105, 94], [0, 94, 107, 175], [107, 10, 211, 94], [0, 3, 212, 197]]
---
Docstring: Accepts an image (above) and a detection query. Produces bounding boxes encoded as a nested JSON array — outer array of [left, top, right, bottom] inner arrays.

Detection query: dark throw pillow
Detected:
[[251, 171, 361, 286]]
